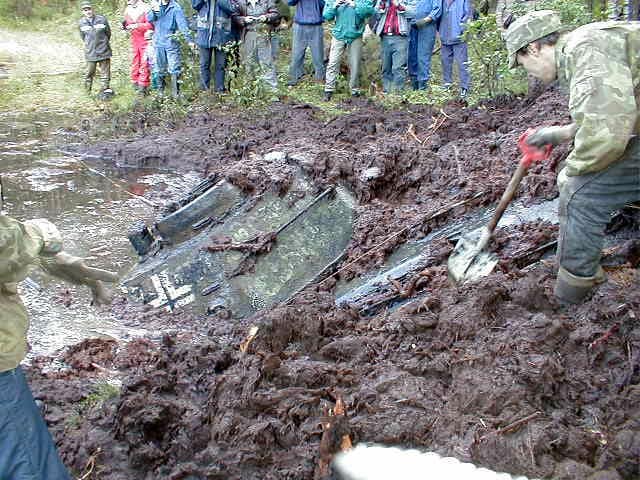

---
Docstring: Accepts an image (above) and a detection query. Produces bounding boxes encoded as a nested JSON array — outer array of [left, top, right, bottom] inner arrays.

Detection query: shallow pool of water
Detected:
[[1, 111, 201, 359]]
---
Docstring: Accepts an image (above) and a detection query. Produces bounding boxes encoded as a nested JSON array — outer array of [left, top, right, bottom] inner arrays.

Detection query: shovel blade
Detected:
[[448, 229, 499, 284]]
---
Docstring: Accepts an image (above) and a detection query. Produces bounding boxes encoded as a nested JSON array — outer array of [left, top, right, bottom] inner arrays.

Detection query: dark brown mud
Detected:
[[27, 90, 639, 480]]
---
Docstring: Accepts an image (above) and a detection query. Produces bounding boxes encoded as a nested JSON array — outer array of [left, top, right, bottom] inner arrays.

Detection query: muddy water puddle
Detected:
[[1, 111, 202, 359]]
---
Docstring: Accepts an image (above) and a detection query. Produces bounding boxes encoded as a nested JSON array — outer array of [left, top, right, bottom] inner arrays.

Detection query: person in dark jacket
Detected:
[[407, 0, 440, 90], [192, 0, 238, 91], [79, 0, 113, 97], [287, 0, 325, 85], [438, 0, 471, 97], [148, 0, 195, 97]]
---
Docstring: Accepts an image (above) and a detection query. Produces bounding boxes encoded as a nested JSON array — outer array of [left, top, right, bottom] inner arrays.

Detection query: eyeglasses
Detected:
[[82, 7, 92, 10]]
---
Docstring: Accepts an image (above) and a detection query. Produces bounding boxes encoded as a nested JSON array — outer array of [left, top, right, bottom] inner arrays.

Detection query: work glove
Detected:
[[557, 167, 569, 192], [414, 16, 431, 27], [40, 252, 118, 306], [526, 123, 577, 148]]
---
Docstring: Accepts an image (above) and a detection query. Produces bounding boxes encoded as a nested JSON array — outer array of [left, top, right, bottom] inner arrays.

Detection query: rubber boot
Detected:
[[170, 74, 180, 98], [158, 76, 166, 96], [554, 266, 606, 305], [85, 79, 93, 94]]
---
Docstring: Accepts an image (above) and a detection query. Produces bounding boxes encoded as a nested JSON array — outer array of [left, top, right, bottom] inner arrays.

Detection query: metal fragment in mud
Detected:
[[122, 176, 355, 317], [447, 227, 499, 283]]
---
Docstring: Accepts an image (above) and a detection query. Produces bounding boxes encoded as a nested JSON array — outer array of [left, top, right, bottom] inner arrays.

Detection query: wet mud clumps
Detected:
[[29, 262, 639, 480], [28, 91, 640, 480]]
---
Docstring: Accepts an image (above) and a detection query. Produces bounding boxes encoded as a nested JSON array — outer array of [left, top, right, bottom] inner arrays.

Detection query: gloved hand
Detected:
[[414, 16, 431, 27], [40, 252, 118, 306], [526, 123, 577, 148], [557, 166, 569, 191]]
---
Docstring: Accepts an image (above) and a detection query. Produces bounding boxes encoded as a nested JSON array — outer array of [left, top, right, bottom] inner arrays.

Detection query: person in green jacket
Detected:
[[504, 10, 640, 304], [0, 198, 117, 478], [322, 0, 375, 100]]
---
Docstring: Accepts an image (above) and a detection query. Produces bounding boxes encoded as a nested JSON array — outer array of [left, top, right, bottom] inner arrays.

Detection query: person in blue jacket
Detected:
[[438, 0, 471, 97], [148, 0, 195, 97], [407, 0, 441, 90], [192, 0, 238, 92], [287, 0, 325, 86]]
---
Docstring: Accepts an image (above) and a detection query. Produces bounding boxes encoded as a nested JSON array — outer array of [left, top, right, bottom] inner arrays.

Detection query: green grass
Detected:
[[65, 380, 120, 429], [0, 4, 529, 135]]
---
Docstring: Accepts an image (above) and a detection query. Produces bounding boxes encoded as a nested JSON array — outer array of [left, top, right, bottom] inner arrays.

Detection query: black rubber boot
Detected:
[[170, 74, 180, 98], [158, 76, 166, 95]]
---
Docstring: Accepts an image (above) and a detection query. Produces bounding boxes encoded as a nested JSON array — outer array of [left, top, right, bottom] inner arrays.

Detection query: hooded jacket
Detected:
[[79, 13, 112, 61], [412, 0, 440, 27], [0, 216, 61, 372], [192, 0, 238, 48], [147, 0, 193, 48], [438, 0, 470, 44]]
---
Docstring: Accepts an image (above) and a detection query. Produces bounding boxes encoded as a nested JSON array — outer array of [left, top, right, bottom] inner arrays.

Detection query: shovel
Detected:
[[448, 129, 552, 283]]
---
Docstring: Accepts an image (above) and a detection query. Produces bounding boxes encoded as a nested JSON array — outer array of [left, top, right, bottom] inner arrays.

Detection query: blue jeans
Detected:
[[408, 24, 437, 87], [289, 23, 325, 83], [381, 35, 408, 93], [0, 366, 71, 480], [199, 46, 228, 91], [441, 41, 470, 90], [156, 44, 182, 76]]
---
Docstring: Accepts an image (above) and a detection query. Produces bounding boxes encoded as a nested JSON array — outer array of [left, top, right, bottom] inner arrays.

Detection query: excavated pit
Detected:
[[27, 89, 639, 480]]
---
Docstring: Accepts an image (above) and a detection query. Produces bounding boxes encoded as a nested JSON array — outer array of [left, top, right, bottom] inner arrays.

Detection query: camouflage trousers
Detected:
[[85, 58, 111, 93], [557, 136, 640, 278]]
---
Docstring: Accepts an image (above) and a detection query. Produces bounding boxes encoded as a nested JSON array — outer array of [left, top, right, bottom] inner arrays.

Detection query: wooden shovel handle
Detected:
[[486, 160, 529, 234]]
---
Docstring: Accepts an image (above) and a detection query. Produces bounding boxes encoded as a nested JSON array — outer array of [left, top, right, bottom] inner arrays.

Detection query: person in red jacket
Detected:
[[123, 0, 154, 93]]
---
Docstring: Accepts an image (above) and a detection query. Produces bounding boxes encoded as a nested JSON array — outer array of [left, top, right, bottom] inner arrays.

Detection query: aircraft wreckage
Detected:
[[122, 169, 355, 317]]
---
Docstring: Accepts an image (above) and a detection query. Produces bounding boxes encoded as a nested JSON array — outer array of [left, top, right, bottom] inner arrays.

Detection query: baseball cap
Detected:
[[504, 10, 562, 69]]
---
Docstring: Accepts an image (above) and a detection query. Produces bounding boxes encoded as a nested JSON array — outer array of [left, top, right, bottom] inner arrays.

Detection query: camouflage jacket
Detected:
[[0, 216, 61, 372], [556, 21, 640, 176]]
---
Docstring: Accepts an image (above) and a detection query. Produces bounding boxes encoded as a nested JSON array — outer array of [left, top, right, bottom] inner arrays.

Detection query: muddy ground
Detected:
[[28, 89, 639, 480]]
